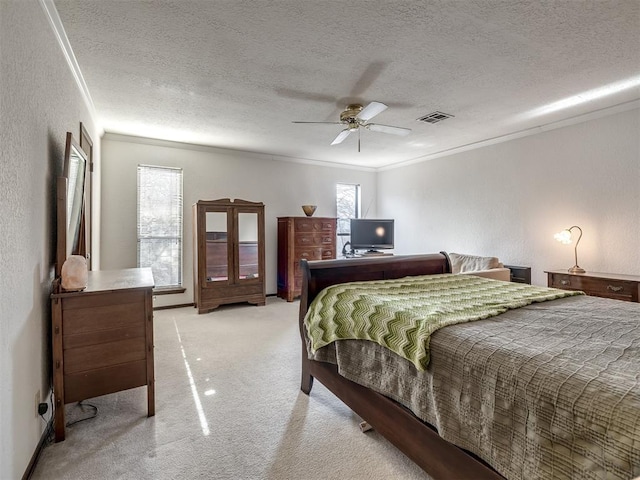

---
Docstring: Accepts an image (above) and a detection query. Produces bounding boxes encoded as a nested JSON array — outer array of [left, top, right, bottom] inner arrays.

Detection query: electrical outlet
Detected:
[[35, 390, 40, 418]]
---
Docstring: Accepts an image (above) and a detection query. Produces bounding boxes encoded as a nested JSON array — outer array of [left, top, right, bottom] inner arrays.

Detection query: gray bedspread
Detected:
[[308, 295, 640, 480]]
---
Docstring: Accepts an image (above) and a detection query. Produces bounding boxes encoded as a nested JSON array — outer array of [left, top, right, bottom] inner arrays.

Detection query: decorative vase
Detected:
[[301, 205, 317, 217], [61, 255, 88, 291]]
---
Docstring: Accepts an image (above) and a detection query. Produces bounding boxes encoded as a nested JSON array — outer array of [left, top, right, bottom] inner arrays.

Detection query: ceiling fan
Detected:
[[292, 101, 411, 152]]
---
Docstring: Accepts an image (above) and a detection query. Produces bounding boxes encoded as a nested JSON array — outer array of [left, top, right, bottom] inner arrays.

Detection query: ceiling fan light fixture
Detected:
[[340, 104, 364, 122], [293, 100, 409, 151], [347, 120, 360, 131]]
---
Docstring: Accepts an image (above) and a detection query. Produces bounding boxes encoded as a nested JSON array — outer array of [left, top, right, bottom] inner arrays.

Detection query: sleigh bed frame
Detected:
[[298, 252, 505, 479]]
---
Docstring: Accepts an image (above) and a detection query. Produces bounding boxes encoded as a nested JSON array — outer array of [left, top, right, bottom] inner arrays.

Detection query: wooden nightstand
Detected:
[[504, 265, 531, 284], [546, 270, 640, 302]]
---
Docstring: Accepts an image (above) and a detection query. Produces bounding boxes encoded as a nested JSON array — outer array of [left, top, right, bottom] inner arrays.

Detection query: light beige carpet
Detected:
[[32, 297, 430, 479]]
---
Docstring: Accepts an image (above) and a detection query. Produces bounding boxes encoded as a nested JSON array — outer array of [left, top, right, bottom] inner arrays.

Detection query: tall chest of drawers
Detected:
[[277, 216, 337, 302]]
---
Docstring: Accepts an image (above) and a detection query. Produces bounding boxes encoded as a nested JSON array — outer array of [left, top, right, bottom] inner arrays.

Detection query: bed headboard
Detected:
[[299, 253, 451, 320]]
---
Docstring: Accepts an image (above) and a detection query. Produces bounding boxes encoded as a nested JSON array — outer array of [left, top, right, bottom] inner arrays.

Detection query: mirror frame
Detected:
[[79, 122, 93, 267], [55, 132, 88, 278]]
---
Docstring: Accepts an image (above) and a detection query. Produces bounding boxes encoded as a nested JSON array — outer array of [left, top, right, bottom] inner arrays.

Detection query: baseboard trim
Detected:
[[22, 418, 53, 480], [154, 294, 278, 311], [153, 302, 194, 311]]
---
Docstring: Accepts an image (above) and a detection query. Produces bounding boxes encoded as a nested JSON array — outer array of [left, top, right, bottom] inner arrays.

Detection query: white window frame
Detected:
[[137, 164, 183, 289], [336, 183, 361, 255]]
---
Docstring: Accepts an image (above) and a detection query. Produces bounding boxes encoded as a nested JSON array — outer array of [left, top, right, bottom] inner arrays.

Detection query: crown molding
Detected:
[[102, 132, 377, 172], [39, 0, 103, 135]]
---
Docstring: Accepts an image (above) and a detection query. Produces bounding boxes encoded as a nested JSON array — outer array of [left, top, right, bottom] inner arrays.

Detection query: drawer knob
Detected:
[[607, 285, 623, 292], [560, 280, 570, 286]]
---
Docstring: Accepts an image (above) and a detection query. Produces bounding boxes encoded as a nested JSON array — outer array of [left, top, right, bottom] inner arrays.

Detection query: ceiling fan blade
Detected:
[[357, 101, 388, 121], [366, 123, 411, 136], [331, 129, 351, 145], [292, 121, 343, 125]]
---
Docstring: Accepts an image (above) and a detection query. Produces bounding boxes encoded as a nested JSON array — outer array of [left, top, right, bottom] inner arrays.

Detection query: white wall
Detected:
[[378, 107, 640, 286], [0, 1, 100, 477], [100, 135, 377, 307]]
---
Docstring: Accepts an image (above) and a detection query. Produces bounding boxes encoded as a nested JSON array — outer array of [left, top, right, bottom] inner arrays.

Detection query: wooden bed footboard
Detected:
[[298, 253, 504, 480]]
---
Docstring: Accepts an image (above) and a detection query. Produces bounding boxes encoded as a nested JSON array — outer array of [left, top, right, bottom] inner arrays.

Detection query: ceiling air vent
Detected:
[[416, 111, 454, 124]]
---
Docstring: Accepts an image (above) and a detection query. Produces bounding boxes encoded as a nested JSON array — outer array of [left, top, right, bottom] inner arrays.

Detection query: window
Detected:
[[336, 183, 361, 235], [137, 165, 183, 288]]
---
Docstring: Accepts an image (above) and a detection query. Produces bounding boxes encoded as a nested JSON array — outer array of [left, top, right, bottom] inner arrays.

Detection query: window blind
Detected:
[[137, 165, 183, 288]]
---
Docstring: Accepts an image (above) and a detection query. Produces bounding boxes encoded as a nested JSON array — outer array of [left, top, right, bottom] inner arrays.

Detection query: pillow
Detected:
[[449, 252, 501, 273]]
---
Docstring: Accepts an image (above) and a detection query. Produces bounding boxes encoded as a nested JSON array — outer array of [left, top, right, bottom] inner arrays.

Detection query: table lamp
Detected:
[[554, 225, 585, 274]]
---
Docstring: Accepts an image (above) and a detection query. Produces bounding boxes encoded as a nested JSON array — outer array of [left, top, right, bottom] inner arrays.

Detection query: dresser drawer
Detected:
[[549, 273, 638, 301], [64, 359, 147, 404], [296, 246, 335, 262], [62, 292, 146, 334], [64, 337, 147, 374], [549, 273, 582, 290], [63, 324, 145, 349], [587, 279, 637, 301], [294, 218, 335, 232], [295, 247, 324, 262], [321, 247, 335, 259], [295, 233, 334, 247]]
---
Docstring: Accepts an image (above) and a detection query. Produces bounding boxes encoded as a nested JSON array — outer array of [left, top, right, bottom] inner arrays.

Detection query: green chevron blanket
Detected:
[[304, 274, 583, 371]]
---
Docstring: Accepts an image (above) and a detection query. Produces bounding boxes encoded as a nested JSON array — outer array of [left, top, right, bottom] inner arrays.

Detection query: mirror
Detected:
[[56, 132, 87, 277], [79, 122, 93, 269]]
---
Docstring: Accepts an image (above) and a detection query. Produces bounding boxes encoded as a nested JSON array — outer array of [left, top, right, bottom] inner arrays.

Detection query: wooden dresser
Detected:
[[50, 268, 155, 441], [546, 270, 640, 302], [277, 216, 337, 302]]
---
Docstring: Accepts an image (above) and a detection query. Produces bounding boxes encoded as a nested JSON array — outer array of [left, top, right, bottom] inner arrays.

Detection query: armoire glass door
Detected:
[[237, 212, 259, 280], [205, 211, 228, 282]]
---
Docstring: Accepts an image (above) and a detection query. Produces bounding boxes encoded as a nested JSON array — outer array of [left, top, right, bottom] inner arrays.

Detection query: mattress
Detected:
[[308, 294, 640, 480]]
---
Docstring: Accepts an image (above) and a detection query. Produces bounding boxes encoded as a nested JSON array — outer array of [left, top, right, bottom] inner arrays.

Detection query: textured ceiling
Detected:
[[54, 0, 640, 168]]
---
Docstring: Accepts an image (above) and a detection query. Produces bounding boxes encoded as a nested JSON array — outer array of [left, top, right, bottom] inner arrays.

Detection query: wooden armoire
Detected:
[[277, 216, 337, 302], [193, 199, 266, 313]]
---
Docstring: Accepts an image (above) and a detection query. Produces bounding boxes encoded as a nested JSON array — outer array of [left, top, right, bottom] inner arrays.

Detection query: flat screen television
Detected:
[[350, 219, 394, 252]]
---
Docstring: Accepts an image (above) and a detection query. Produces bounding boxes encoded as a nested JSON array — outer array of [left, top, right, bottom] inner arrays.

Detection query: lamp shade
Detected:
[[553, 229, 573, 244]]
